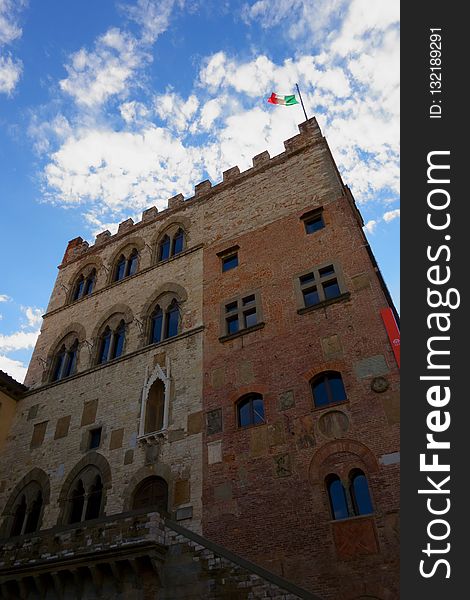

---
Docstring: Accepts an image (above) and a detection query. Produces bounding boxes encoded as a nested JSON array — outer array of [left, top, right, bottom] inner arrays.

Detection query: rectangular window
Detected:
[[297, 262, 347, 310], [222, 253, 238, 272], [89, 427, 102, 450], [301, 208, 325, 235], [222, 292, 261, 337]]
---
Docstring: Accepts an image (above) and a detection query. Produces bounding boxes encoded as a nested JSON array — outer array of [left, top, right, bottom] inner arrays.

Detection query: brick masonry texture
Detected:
[[0, 119, 399, 600]]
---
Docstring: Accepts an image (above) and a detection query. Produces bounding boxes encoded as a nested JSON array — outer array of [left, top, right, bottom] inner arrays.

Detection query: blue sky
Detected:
[[0, 0, 399, 382]]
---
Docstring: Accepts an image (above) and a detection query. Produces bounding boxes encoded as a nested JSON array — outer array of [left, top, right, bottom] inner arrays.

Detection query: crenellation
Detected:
[[141, 206, 158, 221], [194, 180, 212, 196], [222, 166, 240, 181], [94, 230, 111, 245], [252, 150, 270, 167], [167, 193, 185, 209], [117, 217, 134, 234]]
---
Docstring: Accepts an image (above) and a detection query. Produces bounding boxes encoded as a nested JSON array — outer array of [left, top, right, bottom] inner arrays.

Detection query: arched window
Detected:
[[172, 229, 184, 256], [350, 469, 373, 516], [157, 228, 186, 262], [114, 255, 127, 281], [97, 321, 126, 364], [311, 371, 347, 408], [165, 300, 179, 339], [148, 299, 181, 345], [52, 338, 79, 382], [83, 268, 96, 296], [326, 474, 349, 520], [158, 235, 171, 261], [150, 306, 163, 344], [67, 467, 103, 524], [144, 379, 165, 434], [72, 275, 85, 301], [132, 476, 168, 514], [237, 393, 265, 428], [127, 249, 138, 276], [8, 482, 44, 537]]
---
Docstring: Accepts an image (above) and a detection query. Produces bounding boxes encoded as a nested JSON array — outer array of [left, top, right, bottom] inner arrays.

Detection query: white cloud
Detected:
[[0, 54, 22, 95], [59, 28, 147, 108], [0, 355, 27, 382], [125, 0, 182, 44], [364, 219, 377, 234], [0, 330, 40, 353], [154, 92, 199, 132], [0, 0, 26, 95], [22, 306, 43, 328], [0, 294, 11, 302], [383, 208, 400, 222]]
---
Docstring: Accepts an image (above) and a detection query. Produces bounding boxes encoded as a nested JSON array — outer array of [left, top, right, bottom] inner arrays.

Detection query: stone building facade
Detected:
[[0, 118, 399, 600]]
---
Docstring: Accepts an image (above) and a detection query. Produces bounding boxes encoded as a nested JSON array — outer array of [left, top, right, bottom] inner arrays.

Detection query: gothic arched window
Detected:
[[148, 299, 181, 345], [51, 338, 79, 382], [157, 227, 186, 262], [150, 306, 163, 344], [311, 371, 347, 408], [144, 379, 165, 434], [132, 476, 168, 514], [158, 235, 171, 261], [97, 320, 126, 364], [67, 467, 103, 524], [172, 228, 184, 256], [9, 482, 44, 537], [165, 300, 180, 339]]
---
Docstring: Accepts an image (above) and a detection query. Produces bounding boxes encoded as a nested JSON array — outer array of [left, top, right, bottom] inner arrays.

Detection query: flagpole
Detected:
[[295, 83, 308, 121]]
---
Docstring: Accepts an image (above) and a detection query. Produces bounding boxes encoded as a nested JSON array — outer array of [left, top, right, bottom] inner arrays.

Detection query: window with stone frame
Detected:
[[326, 468, 374, 520], [144, 379, 165, 434], [8, 482, 44, 537], [132, 476, 169, 514], [113, 248, 139, 282], [237, 393, 265, 428], [217, 245, 240, 273], [96, 318, 127, 364], [156, 225, 186, 262], [301, 207, 325, 235], [310, 371, 347, 408], [222, 292, 261, 337], [51, 337, 79, 382], [67, 466, 104, 524], [296, 261, 348, 311], [71, 267, 96, 302], [148, 296, 181, 345]]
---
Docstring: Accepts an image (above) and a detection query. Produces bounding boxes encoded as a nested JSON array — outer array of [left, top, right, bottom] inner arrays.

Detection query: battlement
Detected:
[[60, 118, 323, 267]]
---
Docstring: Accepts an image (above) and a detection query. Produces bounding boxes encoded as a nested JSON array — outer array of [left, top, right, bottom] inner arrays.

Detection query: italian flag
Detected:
[[267, 92, 299, 106]]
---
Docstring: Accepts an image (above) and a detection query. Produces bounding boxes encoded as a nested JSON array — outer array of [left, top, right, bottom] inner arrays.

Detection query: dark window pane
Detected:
[[53, 352, 65, 381], [225, 301, 238, 313], [128, 252, 138, 276], [113, 326, 125, 358], [89, 428, 102, 449], [99, 332, 111, 364], [73, 278, 84, 301], [24, 492, 42, 534], [85, 486, 102, 520], [10, 496, 26, 536], [303, 287, 319, 307], [328, 373, 347, 402], [304, 215, 324, 234], [300, 272, 315, 285], [151, 309, 163, 344], [328, 478, 349, 520], [115, 257, 126, 281], [244, 308, 257, 328], [312, 378, 329, 407], [69, 481, 85, 524], [227, 315, 239, 335], [133, 477, 168, 513], [222, 253, 238, 272], [323, 279, 341, 299], [252, 398, 265, 424], [238, 400, 252, 427], [165, 305, 179, 339], [319, 265, 335, 277], [159, 237, 170, 261], [242, 294, 255, 305], [84, 273, 95, 295], [351, 473, 373, 515], [172, 231, 184, 255], [63, 348, 77, 378]]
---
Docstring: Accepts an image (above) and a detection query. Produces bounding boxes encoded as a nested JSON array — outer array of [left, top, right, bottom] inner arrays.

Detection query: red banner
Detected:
[[380, 308, 400, 368]]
